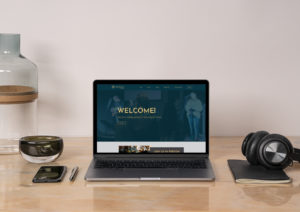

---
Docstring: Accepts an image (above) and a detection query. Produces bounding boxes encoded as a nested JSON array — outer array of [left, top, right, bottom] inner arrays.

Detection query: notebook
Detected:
[[228, 159, 291, 184]]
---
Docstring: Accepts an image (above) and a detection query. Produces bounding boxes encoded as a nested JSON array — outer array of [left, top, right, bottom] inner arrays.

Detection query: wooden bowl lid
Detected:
[[0, 85, 38, 104]]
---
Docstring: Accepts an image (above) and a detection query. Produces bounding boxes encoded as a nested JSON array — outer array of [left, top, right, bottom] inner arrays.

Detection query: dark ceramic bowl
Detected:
[[19, 136, 63, 163]]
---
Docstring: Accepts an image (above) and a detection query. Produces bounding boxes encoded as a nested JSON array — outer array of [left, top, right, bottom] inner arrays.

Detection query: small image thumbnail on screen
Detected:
[[119, 145, 151, 153], [118, 145, 184, 153]]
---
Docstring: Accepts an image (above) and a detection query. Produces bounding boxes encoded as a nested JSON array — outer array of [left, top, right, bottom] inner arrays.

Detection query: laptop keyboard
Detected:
[[94, 159, 207, 169]]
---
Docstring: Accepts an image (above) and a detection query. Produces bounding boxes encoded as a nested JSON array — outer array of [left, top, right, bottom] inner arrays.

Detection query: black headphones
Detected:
[[242, 131, 300, 169]]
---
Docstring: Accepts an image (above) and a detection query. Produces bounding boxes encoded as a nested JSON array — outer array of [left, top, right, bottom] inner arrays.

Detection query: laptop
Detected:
[[85, 80, 215, 181]]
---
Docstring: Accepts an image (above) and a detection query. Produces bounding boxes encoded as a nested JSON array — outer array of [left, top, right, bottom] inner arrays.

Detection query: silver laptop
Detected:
[[85, 80, 215, 181]]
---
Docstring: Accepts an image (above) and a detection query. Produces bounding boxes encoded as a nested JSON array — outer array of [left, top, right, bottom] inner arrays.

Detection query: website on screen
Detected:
[[96, 84, 207, 153]]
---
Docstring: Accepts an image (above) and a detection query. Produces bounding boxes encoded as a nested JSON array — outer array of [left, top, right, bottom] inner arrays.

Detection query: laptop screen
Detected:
[[95, 81, 208, 154]]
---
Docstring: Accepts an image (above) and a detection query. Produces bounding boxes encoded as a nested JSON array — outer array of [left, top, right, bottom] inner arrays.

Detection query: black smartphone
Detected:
[[32, 166, 67, 183]]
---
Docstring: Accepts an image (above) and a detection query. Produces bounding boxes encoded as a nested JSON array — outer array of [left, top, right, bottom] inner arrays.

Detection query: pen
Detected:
[[69, 166, 79, 181]]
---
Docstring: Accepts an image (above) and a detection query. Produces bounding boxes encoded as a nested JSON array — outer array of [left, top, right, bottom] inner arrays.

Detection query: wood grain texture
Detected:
[[0, 137, 300, 212]]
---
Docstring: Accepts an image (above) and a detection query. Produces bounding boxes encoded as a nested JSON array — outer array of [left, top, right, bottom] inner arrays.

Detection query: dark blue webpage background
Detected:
[[97, 84, 206, 142]]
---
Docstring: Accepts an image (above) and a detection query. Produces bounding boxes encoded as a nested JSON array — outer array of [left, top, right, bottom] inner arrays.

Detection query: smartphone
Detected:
[[32, 166, 67, 183]]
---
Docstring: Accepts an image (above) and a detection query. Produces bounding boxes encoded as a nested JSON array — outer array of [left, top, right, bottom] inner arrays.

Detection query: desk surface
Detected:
[[1, 137, 300, 212]]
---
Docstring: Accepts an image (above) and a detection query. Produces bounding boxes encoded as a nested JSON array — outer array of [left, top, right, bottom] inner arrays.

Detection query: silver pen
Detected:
[[69, 166, 79, 181]]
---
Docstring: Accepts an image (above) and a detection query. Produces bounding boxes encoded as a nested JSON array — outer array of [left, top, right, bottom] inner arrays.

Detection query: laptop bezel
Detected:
[[93, 80, 209, 157]]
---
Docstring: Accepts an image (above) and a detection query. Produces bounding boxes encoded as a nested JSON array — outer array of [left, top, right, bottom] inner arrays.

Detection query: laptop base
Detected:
[[85, 158, 215, 181]]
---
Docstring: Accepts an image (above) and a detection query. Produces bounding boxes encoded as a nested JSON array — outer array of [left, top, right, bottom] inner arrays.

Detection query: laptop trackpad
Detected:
[[123, 168, 180, 178]]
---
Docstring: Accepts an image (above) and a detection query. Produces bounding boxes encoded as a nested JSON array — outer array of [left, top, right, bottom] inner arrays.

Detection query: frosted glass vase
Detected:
[[0, 33, 38, 154]]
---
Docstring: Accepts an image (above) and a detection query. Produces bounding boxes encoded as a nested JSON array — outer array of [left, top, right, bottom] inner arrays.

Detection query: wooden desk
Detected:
[[1, 137, 300, 212]]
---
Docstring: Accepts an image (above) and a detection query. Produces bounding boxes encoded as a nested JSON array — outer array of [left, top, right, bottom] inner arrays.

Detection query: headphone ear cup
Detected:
[[257, 134, 293, 169], [242, 132, 254, 156], [245, 131, 269, 165]]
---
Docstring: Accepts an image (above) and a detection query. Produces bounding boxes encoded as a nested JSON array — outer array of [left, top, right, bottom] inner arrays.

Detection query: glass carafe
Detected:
[[0, 33, 38, 154]]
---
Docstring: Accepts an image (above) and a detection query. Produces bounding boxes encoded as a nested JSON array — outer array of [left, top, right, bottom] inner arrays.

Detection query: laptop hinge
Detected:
[[94, 154, 209, 159]]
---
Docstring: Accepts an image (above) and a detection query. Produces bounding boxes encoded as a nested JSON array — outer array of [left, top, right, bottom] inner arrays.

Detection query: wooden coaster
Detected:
[[0, 85, 38, 104]]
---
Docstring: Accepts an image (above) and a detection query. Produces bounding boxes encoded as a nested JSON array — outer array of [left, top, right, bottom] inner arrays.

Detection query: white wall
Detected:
[[1, 0, 300, 136]]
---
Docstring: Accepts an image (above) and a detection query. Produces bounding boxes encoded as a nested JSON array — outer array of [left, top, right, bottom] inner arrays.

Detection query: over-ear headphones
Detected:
[[242, 131, 300, 169]]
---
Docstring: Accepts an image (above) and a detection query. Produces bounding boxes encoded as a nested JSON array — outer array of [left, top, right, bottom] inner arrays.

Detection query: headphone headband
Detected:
[[291, 148, 300, 162]]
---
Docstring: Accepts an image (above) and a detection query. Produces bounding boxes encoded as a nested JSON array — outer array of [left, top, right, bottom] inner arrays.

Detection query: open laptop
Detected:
[[85, 80, 215, 181]]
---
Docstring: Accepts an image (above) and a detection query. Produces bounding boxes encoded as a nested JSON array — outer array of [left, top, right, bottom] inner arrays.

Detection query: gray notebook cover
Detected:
[[228, 159, 291, 183]]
